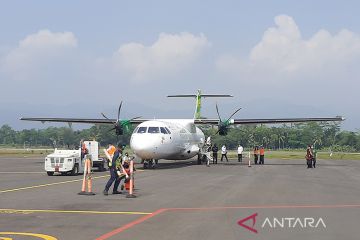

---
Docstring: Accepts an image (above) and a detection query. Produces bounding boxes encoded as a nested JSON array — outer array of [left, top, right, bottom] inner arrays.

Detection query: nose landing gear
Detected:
[[142, 159, 158, 169]]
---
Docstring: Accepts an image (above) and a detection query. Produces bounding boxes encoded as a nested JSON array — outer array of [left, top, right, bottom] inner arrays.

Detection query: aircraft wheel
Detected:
[[143, 160, 148, 169], [149, 159, 155, 169]]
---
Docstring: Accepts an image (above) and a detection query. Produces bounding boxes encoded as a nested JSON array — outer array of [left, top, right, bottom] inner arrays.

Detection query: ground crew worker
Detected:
[[120, 157, 136, 191], [212, 144, 218, 164], [237, 144, 243, 162], [259, 146, 265, 164], [103, 143, 123, 195], [122, 152, 130, 165], [253, 146, 259, 164], [80, 140, 88, 161], [121, 161, 131, 191], [221, 145, 228, 162], [305, 145, 313, 169]]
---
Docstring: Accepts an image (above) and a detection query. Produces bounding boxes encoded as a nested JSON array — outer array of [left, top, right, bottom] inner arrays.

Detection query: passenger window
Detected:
[[160, 127, 168, 134], [165, 127, 171, 134], [137, 127, 147, 133], [148, 127, 160, 133]]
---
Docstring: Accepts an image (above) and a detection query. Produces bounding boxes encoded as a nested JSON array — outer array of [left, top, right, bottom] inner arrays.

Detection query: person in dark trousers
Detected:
[[306, 145, 313, 169], [103, 143, 123, 195], [253, 146, 259, 164], [212, 144, 218, 164], [221, 145, 228, 162], [259, 146, 265, 164], [312, 145, 317, 168], [237, 144, 243, 162]]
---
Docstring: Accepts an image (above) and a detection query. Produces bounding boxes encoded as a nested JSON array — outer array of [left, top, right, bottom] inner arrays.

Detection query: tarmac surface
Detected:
[[0, 155, 360, 240]]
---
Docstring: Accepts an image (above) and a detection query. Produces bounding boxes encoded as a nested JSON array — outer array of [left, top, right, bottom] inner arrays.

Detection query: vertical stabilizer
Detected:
[[167, 90, 233, 119]]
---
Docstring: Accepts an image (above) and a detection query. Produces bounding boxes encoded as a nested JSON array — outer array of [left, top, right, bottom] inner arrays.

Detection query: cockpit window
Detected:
[[148, 127, 160, 133], [165, 127, 171, 134], [137, 127, 147, 133], [133, 127, 139, 133], [160, 127, 168, 134]]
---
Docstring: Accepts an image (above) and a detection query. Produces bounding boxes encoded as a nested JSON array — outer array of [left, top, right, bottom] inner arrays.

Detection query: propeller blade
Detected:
[[108, 126, 116, 132], [215, 103, 222, 121], [225, 107, 242, 123], [117, 101, 123, 121], [130, 116, 142, 121], [101, 112, 116, 124]]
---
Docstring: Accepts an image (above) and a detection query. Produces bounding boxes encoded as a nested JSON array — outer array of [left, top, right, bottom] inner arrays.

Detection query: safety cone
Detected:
[[78, 156, 95, 195], [126, 160, 136, 198]]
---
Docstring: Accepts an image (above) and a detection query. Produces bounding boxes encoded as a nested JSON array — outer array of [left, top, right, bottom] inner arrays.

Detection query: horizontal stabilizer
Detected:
[[167, 94, 233, 98]]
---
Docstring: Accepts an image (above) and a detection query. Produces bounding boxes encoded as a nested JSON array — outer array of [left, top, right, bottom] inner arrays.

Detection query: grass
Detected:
[[0, 148, 53, 157]]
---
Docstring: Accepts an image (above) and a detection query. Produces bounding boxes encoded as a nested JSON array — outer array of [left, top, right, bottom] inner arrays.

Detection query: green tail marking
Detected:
[[194, 89, 202, 119]]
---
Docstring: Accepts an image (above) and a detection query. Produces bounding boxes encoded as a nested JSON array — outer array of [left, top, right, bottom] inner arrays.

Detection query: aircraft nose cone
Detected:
[[130, 135, 159, 159]]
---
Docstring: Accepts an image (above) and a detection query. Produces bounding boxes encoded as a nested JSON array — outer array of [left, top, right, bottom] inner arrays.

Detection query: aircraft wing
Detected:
[[194, 116, 345, 125], [19, 117, 148, 124]]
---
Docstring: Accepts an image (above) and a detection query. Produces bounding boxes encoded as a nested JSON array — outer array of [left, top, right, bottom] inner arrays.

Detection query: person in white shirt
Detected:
[[237, 144, 243, 162], [221, 145, 228, 162]]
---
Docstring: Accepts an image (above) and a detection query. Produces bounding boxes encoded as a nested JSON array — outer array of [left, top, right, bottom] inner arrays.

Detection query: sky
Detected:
[[0, 0, 359, 130]]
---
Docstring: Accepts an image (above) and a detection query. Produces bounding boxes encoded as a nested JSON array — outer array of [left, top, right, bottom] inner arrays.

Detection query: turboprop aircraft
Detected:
[[21, 90, 344, 168]]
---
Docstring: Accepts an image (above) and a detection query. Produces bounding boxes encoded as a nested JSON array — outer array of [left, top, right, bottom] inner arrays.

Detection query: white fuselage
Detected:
[[130, 119, 205, 160]]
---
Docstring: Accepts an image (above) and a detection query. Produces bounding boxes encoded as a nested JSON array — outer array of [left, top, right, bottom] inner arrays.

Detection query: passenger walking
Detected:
[[221, 145, 228, 162], [312, 145, 317, 168], [80, 139, 88, 161], [103, 143, 123, 195], [212, 144, 218, 164], [259, 146, 265, 164], [206, 144, 212, 167], [306, 145, 313, 169], [237, 144, 243, 162], [253, 146, 259, 164]]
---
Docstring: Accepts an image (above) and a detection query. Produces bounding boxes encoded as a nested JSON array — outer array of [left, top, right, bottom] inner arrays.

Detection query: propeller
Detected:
[[101, 101, 141, 136], [215, 103, 241, 136]]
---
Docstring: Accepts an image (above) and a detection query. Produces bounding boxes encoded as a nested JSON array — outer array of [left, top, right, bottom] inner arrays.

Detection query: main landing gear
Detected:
[[142, 159, 158, 169]]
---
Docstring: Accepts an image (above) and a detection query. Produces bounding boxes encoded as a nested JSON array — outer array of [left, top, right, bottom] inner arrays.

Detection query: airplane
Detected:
[[20, 90, 344, 168]]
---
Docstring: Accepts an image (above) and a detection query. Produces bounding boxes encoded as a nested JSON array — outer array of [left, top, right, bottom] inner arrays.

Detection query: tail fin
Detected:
[[167, 89, 233, 119]]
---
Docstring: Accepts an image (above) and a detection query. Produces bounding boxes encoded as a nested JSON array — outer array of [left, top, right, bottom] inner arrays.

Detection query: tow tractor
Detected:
[[44, 140, 107, 176]]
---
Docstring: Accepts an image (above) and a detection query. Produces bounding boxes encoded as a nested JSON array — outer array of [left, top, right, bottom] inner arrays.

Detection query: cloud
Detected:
[[1, 29, 78, 79], [217, 15, 360, 76], [111, 32, 210, 81]]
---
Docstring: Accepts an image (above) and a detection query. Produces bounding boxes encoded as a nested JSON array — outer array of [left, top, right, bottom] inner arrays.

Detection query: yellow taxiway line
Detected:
[[0, 169, 145, 193], [0, 175, 109, 193], [0, 232, 57, 240], [0, 208, 151, 215]]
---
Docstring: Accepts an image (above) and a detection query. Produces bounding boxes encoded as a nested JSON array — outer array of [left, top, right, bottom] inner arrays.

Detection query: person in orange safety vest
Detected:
[[259, 146, 265, 165]]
